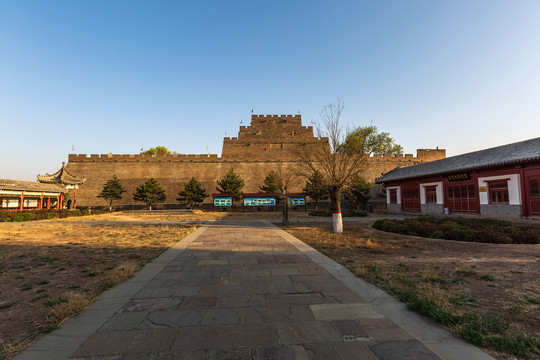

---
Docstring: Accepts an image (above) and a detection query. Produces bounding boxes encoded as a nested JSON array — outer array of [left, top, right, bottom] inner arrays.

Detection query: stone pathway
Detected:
[[16, 220, 494, 360]]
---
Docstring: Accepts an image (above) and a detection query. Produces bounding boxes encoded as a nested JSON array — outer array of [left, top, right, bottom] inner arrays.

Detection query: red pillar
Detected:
[[19, 193, 24, 211], [56, 194, 60, 210], [73, 188, 77, 209], [39, 194, 43, 210], [47, 197, 51, 209]]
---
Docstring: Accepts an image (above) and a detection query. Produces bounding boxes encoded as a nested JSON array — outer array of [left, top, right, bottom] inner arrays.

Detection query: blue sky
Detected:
[[1, 0, 539, 181]]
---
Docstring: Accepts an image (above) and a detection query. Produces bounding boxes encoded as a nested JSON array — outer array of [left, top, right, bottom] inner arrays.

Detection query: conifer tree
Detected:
[[216, 169, 245, 201], [98, 175, 126, 212], [177, 177, 208, 208], [133, 178, 166, 210], [303, 170, 328, 210], [344, 174, 371, 210], [259, 170, 283, 199]]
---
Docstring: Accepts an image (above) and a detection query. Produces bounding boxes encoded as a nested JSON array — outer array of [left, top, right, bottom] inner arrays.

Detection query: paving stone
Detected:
[[134, 286, 199, 299], [201, 308, 241, 325], [270, 268, 300, 276], [267, 293, 328, 306], [217, 347, 251, 360], [251, 345, 296, 360], [290, 275, 350, 292], [309, 303, 386, 321], [249, 305, 316, 323], [99, 312, 148, 331], [369, 340, 441, 360], [179, 296, 219, 309], [322, 291, 366, 304], [145, 309, 202, 327], [276, 321, 342, 345], [219, 295, 266, 308], [120, 298, 181, 313], [170, 324, 278, 350], [330, 320, 371, 342], [334, 342, 379, 360], [71, 329, 177, 357], [303, 343, 343, 360]]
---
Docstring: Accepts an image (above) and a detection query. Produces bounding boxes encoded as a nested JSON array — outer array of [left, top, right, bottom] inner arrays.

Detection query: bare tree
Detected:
[[294, 100, 368, 233]]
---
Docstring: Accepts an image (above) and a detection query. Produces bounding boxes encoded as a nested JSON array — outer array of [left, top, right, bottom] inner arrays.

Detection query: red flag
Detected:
[[251, 108, 254, 113], [72, 145, 74, 151], [298, 109, 300, 113], [310, 120, 314, 124], [436, 146, 439, 150], [264, 147, 267, 151], [240, 120, 242, 124]]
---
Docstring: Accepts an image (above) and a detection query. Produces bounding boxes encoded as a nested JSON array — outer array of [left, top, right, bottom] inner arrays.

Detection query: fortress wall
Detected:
[[67, 149, 446, 208], [67, 159, 301, 208]]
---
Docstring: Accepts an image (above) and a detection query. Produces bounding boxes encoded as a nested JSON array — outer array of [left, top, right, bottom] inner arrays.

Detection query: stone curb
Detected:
[[269, 221, 495, 360], [14, 223, 211, 360]]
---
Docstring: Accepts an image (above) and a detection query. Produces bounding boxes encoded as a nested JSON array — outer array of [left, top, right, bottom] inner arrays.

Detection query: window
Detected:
[[530, 179, 539, 198], [425, 186, 437, 204], [389, 189, 397, 204], [488, 180, 509, 204]]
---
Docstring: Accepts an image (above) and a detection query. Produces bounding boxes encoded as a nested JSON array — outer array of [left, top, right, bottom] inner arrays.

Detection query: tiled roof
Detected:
[[37, 163, 86, 185], [0, 179, 65, 193], [376, 137, 540, 183]]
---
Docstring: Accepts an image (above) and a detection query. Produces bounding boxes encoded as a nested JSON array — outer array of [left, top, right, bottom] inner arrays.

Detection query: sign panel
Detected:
[[447, 173, 471, 182], [214, 197, 232, 206], [478, 186, 487, 192], [243, 197, 276, 206], [288, 196, 305, 206]]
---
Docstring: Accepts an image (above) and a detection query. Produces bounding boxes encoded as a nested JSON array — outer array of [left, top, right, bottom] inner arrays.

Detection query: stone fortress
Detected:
[[65, 114, 446, 208]]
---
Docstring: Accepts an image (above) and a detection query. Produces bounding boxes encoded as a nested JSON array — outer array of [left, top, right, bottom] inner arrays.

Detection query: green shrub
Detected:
[[0, 209, 104, 222], [373, 219, 395, 232]]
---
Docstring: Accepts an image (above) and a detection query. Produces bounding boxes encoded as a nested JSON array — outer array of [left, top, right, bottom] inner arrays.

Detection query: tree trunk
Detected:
[[109, 200, 112, 212], [330, 188, 343, 233], [149, 204, 152, 211]]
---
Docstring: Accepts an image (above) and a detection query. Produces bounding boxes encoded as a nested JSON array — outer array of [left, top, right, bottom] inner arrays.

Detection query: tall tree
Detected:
[[132, 178, 166, 210], [216, 169, 245, 201], [98, 175, 126, 212], [295, 100, 400, 232], [340, 125, 403, 155], [259, 170, 283, 198], [303, 170, 328, 211], [140, 146, 178, 155], [344, 174, 371, 210], [177, 177, 208, 208]]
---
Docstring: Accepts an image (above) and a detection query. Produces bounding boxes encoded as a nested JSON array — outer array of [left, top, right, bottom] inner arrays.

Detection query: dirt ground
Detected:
[[0, 216, 198, 359], [284, 221, 540, 360]]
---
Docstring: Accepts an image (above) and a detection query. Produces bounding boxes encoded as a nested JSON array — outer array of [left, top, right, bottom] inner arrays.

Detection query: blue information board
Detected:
[[244, 197, 276, 206], [288, 196, 306, 206], [214, 197, 232, 206]]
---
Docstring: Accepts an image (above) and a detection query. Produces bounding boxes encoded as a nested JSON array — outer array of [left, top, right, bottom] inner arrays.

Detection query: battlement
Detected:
[[368, 149, 446, 162], [251, 114, 301, 123], [68, 153, 221, 162]]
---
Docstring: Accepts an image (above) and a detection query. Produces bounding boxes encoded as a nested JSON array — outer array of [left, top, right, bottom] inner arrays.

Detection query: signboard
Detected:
[[288, 196, 305, 206], [214, 197, 232, 206], [447, 173, 471, 182], [478, 186, 487, 192], [244, 197, 276, 206]]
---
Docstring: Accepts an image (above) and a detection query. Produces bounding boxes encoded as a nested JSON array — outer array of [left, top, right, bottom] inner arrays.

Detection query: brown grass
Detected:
[[0, 218, 197, 359]]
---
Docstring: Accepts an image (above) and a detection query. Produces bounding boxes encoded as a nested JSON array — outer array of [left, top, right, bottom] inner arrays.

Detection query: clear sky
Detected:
[[1, 0, 539, 181]]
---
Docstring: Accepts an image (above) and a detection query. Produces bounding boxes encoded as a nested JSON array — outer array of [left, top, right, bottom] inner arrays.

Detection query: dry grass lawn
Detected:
[[284, 222, 540, 360], [0, 216, 198, 360]]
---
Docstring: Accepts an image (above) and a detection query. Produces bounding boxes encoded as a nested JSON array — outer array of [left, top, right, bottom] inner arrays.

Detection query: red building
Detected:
[[0, 179, 66, 211], [376, 137, 540, 219]]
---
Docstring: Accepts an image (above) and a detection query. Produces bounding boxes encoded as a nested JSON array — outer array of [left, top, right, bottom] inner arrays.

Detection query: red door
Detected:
[[402, 187, 421, 212], [447, 182, 478, 214], [526, 176, 540, 216]]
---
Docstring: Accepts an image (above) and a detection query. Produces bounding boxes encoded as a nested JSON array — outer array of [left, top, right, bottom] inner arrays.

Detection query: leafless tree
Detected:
[[294, 99, 368, 233]]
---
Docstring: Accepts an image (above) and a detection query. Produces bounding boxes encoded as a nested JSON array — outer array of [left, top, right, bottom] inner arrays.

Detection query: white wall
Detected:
[[386, 186, 401, 204], [478, 174, 521, 205], [419, 182, 443, 204]]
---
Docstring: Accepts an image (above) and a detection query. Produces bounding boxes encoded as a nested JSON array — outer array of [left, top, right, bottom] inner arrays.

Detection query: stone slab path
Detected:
[[15, 220, 494, 360]]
